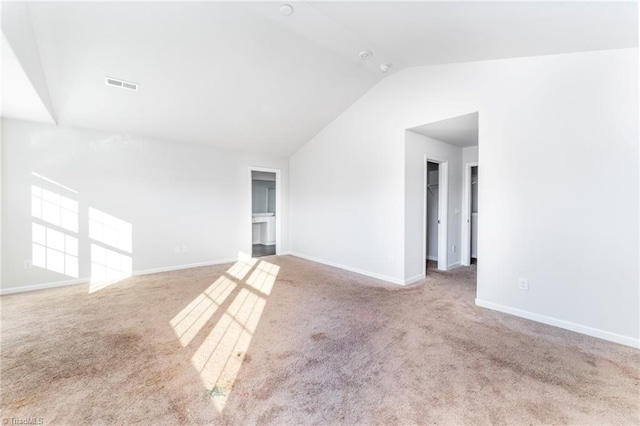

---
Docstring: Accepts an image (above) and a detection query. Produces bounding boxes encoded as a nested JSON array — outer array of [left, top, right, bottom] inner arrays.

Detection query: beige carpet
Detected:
[[1, 255, 638, 425]]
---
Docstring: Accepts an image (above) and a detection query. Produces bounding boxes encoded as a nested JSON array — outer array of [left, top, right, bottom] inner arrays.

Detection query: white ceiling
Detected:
[[2, 2, 637, 156], [410, 112, 479, 148], [311, 2, 638, 66], [1, 34, 55, 124]]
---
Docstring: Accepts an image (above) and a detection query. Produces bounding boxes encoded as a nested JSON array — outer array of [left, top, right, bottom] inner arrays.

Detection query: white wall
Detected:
[[251, 179, 277, 214], [462, 146, 479, 262], [252, 180, 272, 213], [268, 187, 276, 214], [0, 119, 3, 288], [405, 131, 463, 280], [462, 145, 478, 165], [288, 107, 407, 283], [290, 48, 639, 346], [1, 118, 288, 292]]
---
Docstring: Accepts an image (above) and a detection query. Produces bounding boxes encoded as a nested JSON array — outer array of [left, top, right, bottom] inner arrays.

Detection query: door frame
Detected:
[[423, 155, 449, 276], [248, 166, 281, 257], [461, 162, 478, 266]]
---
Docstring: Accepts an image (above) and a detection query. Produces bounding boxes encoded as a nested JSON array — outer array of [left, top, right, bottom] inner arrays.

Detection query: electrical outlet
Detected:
[[182, 245, 188, 253], [24, 260, 32, 270], [174, 245, 181, 254], [452, 245, 457, 253], [518, 278, 529, 291]]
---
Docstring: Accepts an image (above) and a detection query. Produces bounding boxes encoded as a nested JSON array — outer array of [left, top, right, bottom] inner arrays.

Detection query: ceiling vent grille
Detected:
[[105, 76, 138, 91]]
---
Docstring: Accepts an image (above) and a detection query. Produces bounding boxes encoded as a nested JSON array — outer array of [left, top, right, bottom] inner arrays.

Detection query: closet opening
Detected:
[[408, 112, 478, 281], [424, 157, 449, 274], [470, 166, 478, 264], [426, 161, 439, 271], [462, 162, 479, 266]]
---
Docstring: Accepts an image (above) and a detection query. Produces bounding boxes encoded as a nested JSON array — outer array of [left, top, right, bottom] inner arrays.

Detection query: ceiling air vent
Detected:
[[105, 76, 138, 91]]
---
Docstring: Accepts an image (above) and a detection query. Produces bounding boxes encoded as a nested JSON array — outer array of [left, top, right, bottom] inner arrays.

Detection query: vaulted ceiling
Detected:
[[410, 113, 479, 148], [2, 1, 637, 156]]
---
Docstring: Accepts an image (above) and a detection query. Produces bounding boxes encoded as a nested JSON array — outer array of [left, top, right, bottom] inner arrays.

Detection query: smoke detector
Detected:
[[359, 50, 373, 60], [280, 4, 294, 16], [379, 63, 392, 73], [105, 76, 138, 91]]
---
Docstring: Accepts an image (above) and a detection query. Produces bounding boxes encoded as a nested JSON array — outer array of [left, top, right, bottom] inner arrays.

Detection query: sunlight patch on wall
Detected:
[[32, 185, 78, 233], [31, 172, 78, 194], [170, 276, 237, 347], [88, 208, 133, 293], [31, 181, 79, 278], [89, 244, 133, 292], [32, 223, 79, 277], [237, 251, 252, 262], [89, 208, 132, 253], [30, 174, 136, 288]]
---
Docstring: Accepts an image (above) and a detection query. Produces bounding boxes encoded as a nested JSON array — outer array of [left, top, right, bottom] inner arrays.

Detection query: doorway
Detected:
[[462, 163, 479, 266], [424, 157, 448, 274], [426, 162, 439, 270], [250, 167, 280, 258]]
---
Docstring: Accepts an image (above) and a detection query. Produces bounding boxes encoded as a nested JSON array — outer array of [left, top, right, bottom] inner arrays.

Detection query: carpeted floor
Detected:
[[1, 255, 638, 425]]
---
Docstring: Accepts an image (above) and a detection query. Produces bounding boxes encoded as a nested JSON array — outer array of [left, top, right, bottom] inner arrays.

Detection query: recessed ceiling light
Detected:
[[280, 4, 294, 16], [380, 63, 392, 73], [359, 50, 373, 60]]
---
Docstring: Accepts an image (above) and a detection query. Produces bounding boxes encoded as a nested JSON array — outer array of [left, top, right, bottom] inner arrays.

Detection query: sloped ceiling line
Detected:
[[1, 2, 56, 124], [4, 2, 637, 156]]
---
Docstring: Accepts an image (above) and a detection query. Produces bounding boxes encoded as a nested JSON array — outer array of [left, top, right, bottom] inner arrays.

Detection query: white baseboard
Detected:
[[404, 274, 425, 285], [132, 258, 236, 276], [425, 260, 461, 271], [0, 258, 237, 296], [447, 261, 462, 269], [475, 298, 640, 349], [0, 277, 89, 295], [287, 252, 405, 285]]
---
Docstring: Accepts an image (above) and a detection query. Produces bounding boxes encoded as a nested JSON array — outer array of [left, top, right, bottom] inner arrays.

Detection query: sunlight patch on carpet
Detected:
[[246, 261, 279, 295], [226, 258, 257, 281], [170, 276, 237, 347], [184, 259, 278, 412]]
